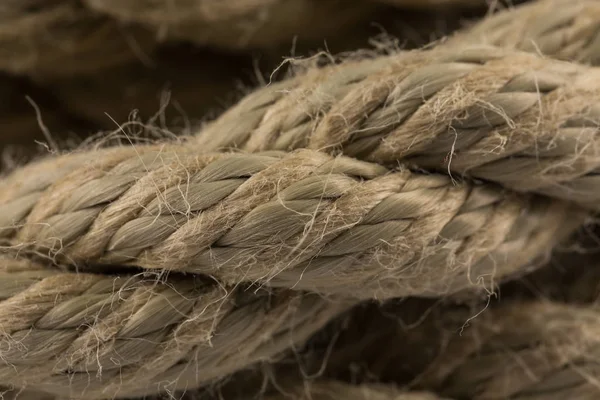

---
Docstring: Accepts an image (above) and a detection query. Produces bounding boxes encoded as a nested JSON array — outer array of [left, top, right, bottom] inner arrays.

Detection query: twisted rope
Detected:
[[1, 148, 582, 299], [453, 0, 600, 65], [193, 45, 600, 208], [0, 257, 347, 398]]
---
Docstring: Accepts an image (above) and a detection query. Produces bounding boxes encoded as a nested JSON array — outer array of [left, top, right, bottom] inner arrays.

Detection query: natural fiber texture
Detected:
[[83, 0, 373, 50], [0, 1, 155, 80], [0, 257, 347, 398], [452, 0, 600, 65], [1, 147, 583, 299], [264, 381, 444, 400], [193, 45, 600, 208]]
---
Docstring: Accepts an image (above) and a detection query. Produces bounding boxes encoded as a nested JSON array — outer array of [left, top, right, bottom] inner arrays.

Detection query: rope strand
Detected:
[[0, 148, 584, 299], [194, 45, 600, 208], [0, 257, 347, 398]]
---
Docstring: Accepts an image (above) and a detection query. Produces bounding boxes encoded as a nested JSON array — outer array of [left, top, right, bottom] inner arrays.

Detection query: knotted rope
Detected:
[[1, 148, 582, 299], [193, 45, 600, 208], [0, 257, 347, 398]]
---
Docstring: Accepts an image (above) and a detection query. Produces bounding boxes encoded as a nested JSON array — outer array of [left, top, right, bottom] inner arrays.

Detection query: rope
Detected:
[[0, 1, 155, 80], [0, 257, 348, 398], [287, 299, 600, 400], [82, 0, 373, 50], [416, 301, 600, 399], [1, 148, 582, 299], [452, 0, 600, 65], [193, 45, 600, 208]]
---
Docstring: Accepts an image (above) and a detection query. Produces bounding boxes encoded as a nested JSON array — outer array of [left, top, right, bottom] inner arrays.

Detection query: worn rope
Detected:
[[451, 0, 600, 65], [193, 45, 600, 208], [0, 257, 347, 398], [0, 147, 582, 299]]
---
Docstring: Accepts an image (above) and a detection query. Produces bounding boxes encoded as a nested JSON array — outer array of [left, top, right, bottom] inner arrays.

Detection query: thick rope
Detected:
[[0, 257, 347, 399], [0, 1, 155, 80], [452, 0, 600, 65], [82, 0, 373, 50], [193, 45, 600, 208], [415, 301, 600, 399], [288, 299, 600, 400], [1, 148, 582, 299]]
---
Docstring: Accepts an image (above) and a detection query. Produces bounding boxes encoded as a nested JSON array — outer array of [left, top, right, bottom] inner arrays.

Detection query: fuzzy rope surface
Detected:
[[0, 257, 347, 398], [193, 45, 600, 209], [0, 147, 583, 299]]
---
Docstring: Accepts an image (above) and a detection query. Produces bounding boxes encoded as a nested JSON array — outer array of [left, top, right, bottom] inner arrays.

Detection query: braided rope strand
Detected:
[[0, 148, 584, 299], [194, 46, 600, 208], [0, 258, 347, 398]]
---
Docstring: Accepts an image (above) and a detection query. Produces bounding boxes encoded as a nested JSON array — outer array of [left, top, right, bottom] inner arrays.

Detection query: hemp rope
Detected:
[[0, 1, 155, 80], [193, 45, 600, 209], [451, 0, 600, 65], [1, 147, 583, 299], [0, 257, 348, 398]]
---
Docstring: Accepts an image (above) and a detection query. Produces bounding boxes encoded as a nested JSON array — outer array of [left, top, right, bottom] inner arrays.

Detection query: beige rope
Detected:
[[0, 147, 582, 299], [0, 257, 347, 398], [415, 301, 600, 399], [0, 1, 155, 80], [82, 0, 373, 50], [289, 299, 600, 400], [193, 45, 600, 208], [452, 0, 600, 65]]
